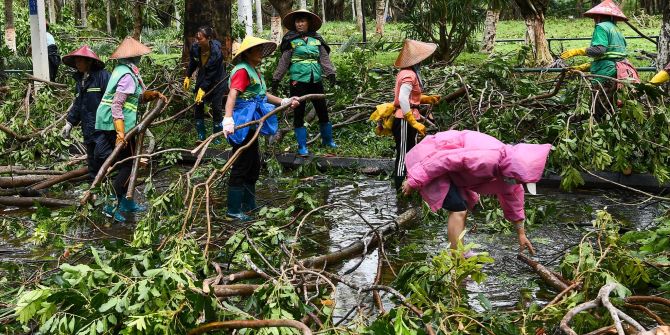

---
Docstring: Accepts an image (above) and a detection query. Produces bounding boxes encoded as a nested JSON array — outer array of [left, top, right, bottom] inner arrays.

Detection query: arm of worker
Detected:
[[266, 93, 299, 109], [271, 50, 293, 90], [495, 183, 536, 255], [223, 89, 238, 138], [186, 44, 199, 79], [399, 83, 412, 115], [319, 45, 336, 82]]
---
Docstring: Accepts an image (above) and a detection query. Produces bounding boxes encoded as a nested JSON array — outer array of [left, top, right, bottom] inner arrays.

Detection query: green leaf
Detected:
[[99, 297, 118, 313]]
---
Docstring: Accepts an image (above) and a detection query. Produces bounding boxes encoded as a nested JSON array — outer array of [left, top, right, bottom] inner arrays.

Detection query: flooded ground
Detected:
[[0, 173, 663, 319]]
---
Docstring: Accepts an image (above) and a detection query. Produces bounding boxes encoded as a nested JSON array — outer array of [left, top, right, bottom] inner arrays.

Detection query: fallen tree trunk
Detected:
[[215, 207, 420, 287], [0, 166, 63, 175], [517, 253, 570, 291], [29, 167, 89, 190], [188, 319, 312, 335], [0, 175, 51, 188], [0, 196, 77, 207]]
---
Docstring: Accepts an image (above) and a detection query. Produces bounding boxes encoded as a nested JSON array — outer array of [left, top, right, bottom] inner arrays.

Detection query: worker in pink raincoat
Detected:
[[401, 130, 552, 255]]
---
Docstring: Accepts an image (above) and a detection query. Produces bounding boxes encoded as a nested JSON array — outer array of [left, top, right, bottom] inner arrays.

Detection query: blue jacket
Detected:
[[187, 39, 228, 95], [67, 69, 110, 143]]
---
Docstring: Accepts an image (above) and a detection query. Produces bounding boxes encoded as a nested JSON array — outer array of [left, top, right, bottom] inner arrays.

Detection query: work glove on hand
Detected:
[[183, 77, 191, 91], [142, 90, 167, 103], [649, 70, 670, 85], [420, 95, 441, 105], [270, 80, 280, 94], [569, 62, 591, 72], [113, 119, 126, 147], [560, 48, 587, 60], [222, 116, 235, 138], [195, 88, 206, 104], [61, 122, 73, 139], [281, 97, 300, 109]]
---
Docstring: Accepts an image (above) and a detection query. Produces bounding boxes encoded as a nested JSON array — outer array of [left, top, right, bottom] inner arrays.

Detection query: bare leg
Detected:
[[447, 210, 468, 250]]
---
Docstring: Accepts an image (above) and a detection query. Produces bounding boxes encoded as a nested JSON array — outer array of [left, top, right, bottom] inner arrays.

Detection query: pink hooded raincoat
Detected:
[[405, 130, 552, 221]]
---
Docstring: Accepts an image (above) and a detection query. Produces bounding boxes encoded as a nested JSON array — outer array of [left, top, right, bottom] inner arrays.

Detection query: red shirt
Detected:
[[230, 69, 250, 92]]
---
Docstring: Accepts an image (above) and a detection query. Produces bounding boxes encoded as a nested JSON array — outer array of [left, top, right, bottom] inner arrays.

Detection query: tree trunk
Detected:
[[325, 0, 344, 20], [80, 0, 87, 27], [4, 0, 16, 53], [238, 0, 253, 36], [355, 0, 363, 31], [481, 8, 500, 54], [106, 0, 112, 34], [270, 8, 282, 44], [255, 0, 263, 34], [132, 0, 144, 40], [268, 0, 294, 18], [174, 0, 181, 31], [183, 0, 233, 66], [351, 0, 356, 21], [513, 0, 552, 66], [299, 0, 307, 9], [320, 0, 326, 23], [657, 1, 670, 72], [48, 0, 56, 24], [375, 0, 385, 35]]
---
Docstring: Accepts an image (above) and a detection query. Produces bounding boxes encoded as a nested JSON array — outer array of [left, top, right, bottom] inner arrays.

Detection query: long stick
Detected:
[[0, 196, 77, 207], [126, 131, 145, 200], [29, 167, 89, 190], [624, 21, 657, 45], [80, 100, 166, 205], [517, 254, 570, 291], [188, 319, 312, 335]]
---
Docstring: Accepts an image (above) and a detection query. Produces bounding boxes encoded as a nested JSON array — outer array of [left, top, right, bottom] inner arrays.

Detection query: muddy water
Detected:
[[0, 174, 662, 318], [309, 178, 661, 318]]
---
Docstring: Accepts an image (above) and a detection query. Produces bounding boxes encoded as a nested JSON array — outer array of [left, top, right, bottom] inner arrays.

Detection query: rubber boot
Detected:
[[119, 197, 146, 213], [241, 183, 256, 212], [102, 196, 126, 223], [319, 122, 337, 148], [294, 127, 309, 156], [227, 186, 251, 221], [212, 122, 223, 145], [195, 119, 206, 142]]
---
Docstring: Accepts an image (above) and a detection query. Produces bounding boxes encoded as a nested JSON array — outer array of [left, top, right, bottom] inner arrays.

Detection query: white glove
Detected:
[[280, 98, 292, 106], [222, 117, 235, 138], [61, 122, 73, 139]]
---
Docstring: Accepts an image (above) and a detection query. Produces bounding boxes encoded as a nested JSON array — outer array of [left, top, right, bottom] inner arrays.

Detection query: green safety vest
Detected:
[[289, 37, 322, 83], [229, 61, 267, 100], [589, 21, 627, 80], [95, 64, 141, 132]]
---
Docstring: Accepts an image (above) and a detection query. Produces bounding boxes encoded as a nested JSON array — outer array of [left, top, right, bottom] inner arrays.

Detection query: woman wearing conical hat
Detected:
[[92, 37, 166, 223], [222, 36, 299, 221], [391, 39, 441, 191], [560, 0, 639, 115], [60, 45, 110, 179], [271, 9, 337, 156]]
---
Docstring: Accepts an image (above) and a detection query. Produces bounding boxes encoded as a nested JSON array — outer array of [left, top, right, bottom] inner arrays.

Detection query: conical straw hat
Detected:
[[584, 0, 627, 21], [394, 39, 437, 68], [282, 9, 322, 31], [110, 37, 152, 60], [231, 36, 277, 63], [62, 45, 105, 70]]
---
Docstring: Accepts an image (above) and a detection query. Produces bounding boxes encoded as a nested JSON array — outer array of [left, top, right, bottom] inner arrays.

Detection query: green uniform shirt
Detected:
[[289, 37, 322, 83], [95, 65, 142, 132], [229, 61, 267, 100], [589, 21, 627, 81]]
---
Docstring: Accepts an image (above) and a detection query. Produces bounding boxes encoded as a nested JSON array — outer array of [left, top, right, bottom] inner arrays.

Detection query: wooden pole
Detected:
[[126, 131, 145, 199]]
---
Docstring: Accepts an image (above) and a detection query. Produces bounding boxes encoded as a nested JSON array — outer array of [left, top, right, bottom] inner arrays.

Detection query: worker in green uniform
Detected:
[[272, 9, 337, 156], [560, 0, 639, 116]]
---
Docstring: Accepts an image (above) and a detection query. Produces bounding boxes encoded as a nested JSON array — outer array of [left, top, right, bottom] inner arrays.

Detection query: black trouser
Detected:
[[47, 45, 60, 82], [85, 141, 97, 180], [289, 81, 329, 128], [194, 86, 224, 123], [392, 117, 417, 190], [228, 130, 260, 187], [91, 131, 135, 198]]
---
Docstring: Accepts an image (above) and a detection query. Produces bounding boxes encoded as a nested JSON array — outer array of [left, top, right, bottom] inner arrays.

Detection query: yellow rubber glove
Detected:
[[195, 88, 206, 104], [183, 77, 191, 91], [420, 95, 441, 105], [404, 113, 426, 136], [649, 70, 670, 85], [570, 62, 591, 72], [113, 119, 125, 146], [370, 103, 395, 121], [560, 48, 587, 60]]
